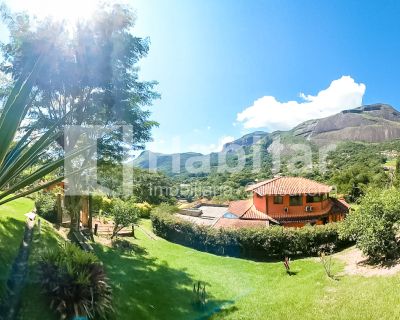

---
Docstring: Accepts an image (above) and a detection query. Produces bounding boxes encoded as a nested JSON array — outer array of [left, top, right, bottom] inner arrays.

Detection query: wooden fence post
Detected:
[[56, 193, 62, 225], [94, 223, 98, 236], [88, 194, 93, 232]]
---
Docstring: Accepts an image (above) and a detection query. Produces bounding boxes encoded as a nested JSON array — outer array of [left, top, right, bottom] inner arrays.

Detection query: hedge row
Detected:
[[151, 212, 352, 258]]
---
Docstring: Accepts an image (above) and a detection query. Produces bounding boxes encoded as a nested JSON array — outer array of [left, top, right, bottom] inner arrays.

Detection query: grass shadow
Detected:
[[94, 242, 233, 320], [111, 238, 148, 256], [357, 257, 400, 269], [0, 217, 26, 298], [208, 305, 239, 320]]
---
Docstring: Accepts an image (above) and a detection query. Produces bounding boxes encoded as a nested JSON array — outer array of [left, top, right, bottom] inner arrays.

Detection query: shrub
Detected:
[[35, 192, 57, 222], [151, 203, 179, 217], [130, 201, 152, 218], [339, 188, 400, 262], [102, 197, 113, 214], [37, 243, 113, 319], [151, 211, 350, 258]]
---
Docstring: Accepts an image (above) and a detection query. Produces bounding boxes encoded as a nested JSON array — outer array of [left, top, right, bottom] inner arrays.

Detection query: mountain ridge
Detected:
[[133, 103, 400, 174]]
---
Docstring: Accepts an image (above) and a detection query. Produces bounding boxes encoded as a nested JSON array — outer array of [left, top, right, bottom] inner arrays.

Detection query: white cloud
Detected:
[[188, 135, 235, 154], [236, 76, 366, 131]]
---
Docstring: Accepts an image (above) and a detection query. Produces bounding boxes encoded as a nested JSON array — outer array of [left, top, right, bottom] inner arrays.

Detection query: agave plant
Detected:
[[38, 242, 113, 319], [0, 58, 83, 206]]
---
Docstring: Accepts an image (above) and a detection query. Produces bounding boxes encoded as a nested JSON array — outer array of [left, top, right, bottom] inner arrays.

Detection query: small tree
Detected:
[[319, 244, 336, 279], [339, 188, 400, 262], [110, 199, 139, 239]]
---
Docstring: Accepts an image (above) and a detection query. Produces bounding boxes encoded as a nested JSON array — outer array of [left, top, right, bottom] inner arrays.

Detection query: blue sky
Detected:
[[3, 0, 400, 154]]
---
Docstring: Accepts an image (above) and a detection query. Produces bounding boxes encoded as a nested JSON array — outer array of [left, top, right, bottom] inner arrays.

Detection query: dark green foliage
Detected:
[[151, 212, 351, 258], [34, 192, 57, 222], [131, 168, 176, 205], [96, 165, 176, 205], [37, 243, 113, 319], [171, 168, 273, 202], [326, 142, 395, 201], [339, 188, 400, 262]]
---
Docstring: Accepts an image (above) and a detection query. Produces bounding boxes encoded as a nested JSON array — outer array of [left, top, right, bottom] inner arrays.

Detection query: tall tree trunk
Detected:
[[65, 195, 81, 231]]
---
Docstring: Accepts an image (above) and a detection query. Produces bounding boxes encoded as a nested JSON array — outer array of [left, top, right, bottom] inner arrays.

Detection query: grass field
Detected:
[[17, 219, 63, 320], [1, 201, 400, 319], [0, 198, 34, 298], [95, 220, 400, 320]]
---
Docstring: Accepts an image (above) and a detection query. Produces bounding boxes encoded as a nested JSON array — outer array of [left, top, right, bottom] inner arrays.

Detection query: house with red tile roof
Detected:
[[214, 176, 350, 229]]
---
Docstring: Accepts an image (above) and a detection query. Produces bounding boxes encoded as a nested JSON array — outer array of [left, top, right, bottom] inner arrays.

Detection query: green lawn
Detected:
[[0, 197, 34, 297], [17, 219, 63, 320], [94, 220, 400, 320], [2, 201, 400, 319]]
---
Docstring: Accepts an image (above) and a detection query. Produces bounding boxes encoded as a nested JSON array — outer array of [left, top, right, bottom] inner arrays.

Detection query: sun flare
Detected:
[[7, 0, 99, 24]]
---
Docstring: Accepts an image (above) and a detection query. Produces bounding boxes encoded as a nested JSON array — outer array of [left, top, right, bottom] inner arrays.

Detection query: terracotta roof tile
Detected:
[[228, 199, 252, 216], [241, 205, 268, 219], [246, 177, 332, 196], [228, 200, 279, 223]]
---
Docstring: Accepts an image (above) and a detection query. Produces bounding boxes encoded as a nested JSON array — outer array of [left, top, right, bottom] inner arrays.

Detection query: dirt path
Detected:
[[334, 246, 400, 277], [0, 219, 34, 320]]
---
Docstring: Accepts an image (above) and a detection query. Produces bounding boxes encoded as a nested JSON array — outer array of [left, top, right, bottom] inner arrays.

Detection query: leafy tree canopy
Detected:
[[339, 188, 400, 262], [0, 2, 159, 152]]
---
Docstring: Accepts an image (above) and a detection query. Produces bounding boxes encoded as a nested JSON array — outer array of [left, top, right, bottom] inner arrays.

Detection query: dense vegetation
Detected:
[[340, 188, 400, 262], [140, 140, 400, 203], [151, 210, 350, 258], [34, 192, 57, 222]]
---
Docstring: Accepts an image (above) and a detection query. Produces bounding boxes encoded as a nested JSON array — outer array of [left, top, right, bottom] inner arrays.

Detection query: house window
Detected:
[[273, 195, 283, 204], [289, 195, 303, 206], [306, 194, 322, 203]]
